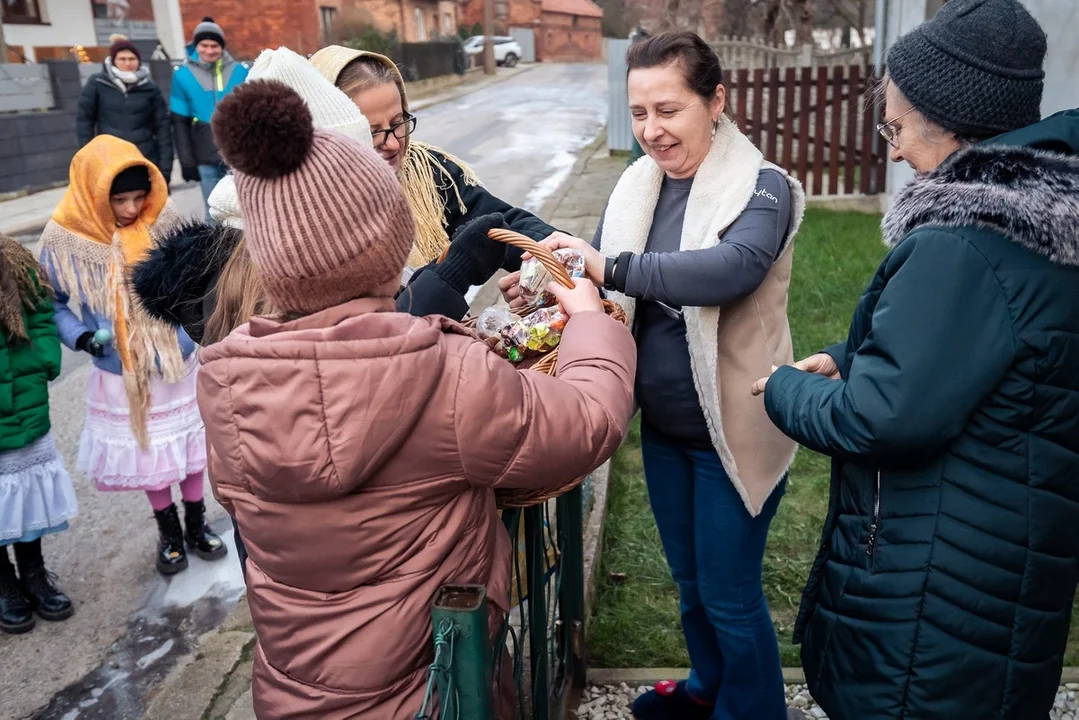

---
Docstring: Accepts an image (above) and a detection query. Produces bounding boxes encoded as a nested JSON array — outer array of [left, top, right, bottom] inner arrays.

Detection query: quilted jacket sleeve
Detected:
[[763, 231, 1015, 460], [24, 295, 62, 381], [455, 311, 636, 488]]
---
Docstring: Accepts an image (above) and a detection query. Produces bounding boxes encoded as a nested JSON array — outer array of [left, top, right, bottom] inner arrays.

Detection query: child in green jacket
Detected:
[[0, 235, 78, 634]]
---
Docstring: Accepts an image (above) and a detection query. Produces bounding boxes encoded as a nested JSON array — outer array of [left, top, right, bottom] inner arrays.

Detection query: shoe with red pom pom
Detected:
[[630, 680, 713, 720]]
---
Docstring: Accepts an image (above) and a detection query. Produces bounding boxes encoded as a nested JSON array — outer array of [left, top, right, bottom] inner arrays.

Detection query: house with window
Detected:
[[324, 0, 458, 44], [2, 0, 99, 62], [875, 0, 1079, 204]]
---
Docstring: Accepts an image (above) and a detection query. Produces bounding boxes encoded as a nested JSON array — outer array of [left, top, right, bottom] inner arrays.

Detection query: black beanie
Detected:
[[887, 0, 1046, 139], [110, 166, 152, 196], [193, 16, 226, 48]]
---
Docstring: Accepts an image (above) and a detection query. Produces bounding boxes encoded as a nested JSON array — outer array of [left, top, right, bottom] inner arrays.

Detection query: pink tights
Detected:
[[145, 473, 205, 512]]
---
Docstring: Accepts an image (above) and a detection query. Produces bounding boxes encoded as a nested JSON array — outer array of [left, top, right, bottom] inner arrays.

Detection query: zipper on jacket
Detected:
[[867, 470, 881, 557]]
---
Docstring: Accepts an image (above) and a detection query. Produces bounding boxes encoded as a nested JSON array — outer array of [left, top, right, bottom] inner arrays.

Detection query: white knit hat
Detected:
[[209, 47, 373, 229], [248, 47, 372, 145], [208, 175, 243, 229]]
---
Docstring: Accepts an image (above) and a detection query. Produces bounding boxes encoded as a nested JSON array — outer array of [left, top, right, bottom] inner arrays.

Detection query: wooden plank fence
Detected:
[[726, 64, 888, 197], [0, 64, 54, 114]]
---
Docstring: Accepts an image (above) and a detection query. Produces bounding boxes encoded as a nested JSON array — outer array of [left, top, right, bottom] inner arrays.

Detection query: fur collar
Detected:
[[883, 144, 1079, 267], [131, 219, 242, 342]]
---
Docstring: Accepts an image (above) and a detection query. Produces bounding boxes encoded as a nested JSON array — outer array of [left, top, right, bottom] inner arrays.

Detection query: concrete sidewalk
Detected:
[[0, 65, 533, 239], [142, 133, 628, 720]]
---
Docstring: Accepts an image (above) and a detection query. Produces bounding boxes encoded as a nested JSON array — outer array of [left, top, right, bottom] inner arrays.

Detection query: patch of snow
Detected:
[[135, 639, 174, 671], [159, 526, 245, 608]]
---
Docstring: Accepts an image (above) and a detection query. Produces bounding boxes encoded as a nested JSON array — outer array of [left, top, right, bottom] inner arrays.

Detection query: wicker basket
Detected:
[[447, 228, 628, 508]]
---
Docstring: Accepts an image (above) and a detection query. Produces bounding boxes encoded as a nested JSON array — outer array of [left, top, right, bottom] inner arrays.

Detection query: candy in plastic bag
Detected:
[[517, 249, 586, 306], [476, 306, 520, 340], [502, 307, 568, 362]]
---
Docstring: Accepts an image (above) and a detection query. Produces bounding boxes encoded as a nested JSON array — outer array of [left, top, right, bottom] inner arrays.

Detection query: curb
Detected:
[[141, 598, 255, 719], [586, 668, 808, 687], [587, 667, 1079, 687], [537, 128, 609, 222]]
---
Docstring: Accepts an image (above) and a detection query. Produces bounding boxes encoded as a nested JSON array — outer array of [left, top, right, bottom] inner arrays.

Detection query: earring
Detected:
[[711, 120, 719, 138]]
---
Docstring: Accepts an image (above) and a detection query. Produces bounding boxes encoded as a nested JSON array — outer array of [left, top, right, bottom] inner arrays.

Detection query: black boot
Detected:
[[154, 504, 188, 575], [183, 500, 228, 562], [0, 547, 34, 634], [14, 539, 73, 622]]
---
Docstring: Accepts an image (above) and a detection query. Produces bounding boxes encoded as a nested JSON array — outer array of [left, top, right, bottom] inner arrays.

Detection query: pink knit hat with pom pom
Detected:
[[211, 80, 414, 315]]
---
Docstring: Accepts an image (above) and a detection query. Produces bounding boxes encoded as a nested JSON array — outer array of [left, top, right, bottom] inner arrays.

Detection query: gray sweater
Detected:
[[592, 168, 792, 445]]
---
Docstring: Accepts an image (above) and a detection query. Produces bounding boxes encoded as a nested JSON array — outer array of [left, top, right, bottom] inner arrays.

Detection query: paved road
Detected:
[[1, 62, 607, 720]]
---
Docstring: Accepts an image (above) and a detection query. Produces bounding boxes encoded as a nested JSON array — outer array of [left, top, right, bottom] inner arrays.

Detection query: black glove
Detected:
[[434, 213, 509, 294], [75, 331, 106, 358], [181, 164, 201, 183]]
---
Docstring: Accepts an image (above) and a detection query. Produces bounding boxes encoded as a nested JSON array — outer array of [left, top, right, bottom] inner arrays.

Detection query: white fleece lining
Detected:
[[599, 118, 806, 515]]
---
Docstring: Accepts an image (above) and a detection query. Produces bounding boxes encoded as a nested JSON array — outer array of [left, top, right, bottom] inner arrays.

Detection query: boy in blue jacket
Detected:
[[169, 17, 248, 219]]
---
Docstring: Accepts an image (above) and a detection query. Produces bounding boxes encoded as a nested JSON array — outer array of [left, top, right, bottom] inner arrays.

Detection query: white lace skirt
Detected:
[[0, 433, 79, 545], [77, 358, 207, 493]]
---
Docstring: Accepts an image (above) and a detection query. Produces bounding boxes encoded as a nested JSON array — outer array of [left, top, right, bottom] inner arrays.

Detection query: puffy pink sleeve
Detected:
[[454, 310, 636, 489]]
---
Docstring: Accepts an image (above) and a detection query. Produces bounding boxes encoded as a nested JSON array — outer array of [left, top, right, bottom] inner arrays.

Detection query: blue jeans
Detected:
[[641, 421, 787, 720], [198, 163, 227, 222]]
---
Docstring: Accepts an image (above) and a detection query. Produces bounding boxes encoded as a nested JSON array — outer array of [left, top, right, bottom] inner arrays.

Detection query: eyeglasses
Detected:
[[372, 115, 417, 149], [877, 107, 915, 149]]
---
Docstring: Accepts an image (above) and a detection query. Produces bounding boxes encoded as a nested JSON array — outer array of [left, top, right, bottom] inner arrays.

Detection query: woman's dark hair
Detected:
[[626, 31, 724, 102]]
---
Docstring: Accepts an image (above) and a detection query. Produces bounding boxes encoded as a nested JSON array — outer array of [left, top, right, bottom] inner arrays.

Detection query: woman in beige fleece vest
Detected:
[[508, 32, 806, 720]]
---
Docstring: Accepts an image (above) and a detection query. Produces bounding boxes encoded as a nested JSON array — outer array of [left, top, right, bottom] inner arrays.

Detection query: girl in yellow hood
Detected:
[[39, 135, 227, 577]]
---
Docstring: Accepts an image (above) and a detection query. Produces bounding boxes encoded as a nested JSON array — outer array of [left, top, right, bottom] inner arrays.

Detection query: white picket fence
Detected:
[[0, 64, 54, 113], [713, 36, 872, 70]]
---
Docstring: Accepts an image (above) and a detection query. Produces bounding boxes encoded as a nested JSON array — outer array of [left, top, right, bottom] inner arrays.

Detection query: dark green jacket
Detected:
[[1, 282, 62, 453], [764, 109, 1079, 720]]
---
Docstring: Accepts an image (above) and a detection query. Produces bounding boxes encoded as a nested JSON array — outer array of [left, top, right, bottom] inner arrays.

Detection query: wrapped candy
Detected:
[[517, 249, 586, 306], [476, 306, 520, 341], [502, 307, 567, 363]]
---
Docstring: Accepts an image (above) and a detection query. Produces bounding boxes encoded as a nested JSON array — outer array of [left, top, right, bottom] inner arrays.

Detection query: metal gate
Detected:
[[510, 28, 536, 64], [606, 39, 633, 153]]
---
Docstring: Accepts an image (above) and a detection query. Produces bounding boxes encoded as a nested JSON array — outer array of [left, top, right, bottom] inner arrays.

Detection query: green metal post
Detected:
[[629, 137, 646, 165], [524, 505, 550, 720], [556, 484, 586, 689], [432, 585, 494, 720]]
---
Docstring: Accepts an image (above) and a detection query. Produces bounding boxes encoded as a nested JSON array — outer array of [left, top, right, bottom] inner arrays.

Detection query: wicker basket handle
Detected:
[[437, 228, 575, 289]]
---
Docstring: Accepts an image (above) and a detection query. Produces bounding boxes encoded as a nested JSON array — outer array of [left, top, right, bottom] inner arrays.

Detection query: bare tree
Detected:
[[816, 0, 874, 45], [659, 0, 683, 31], [789, 0, 814, 44]]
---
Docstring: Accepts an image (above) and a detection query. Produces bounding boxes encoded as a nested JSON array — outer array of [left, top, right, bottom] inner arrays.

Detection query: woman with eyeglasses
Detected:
[[752, 2, 1079, 719], [309, 46, 560, 319]]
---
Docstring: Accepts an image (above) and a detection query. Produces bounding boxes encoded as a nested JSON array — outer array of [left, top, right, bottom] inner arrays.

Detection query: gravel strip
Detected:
[[576, 683, 1079, 719]]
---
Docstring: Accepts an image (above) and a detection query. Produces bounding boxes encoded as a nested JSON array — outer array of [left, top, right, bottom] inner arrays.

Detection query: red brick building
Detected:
[[176, 0, 323, 59], [458, 0, 602, 61], [538, 0, 602, 61], [176, 0, 460, 60]]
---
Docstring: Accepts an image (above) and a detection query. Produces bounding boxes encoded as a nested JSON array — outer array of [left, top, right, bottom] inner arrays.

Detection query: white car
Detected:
[[463, 35, 522, 67]]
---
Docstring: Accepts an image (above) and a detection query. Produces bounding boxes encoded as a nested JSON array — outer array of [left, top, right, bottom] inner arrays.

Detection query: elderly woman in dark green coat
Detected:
[[0, 236, 78, 635], [753, 1, 1079, 719]]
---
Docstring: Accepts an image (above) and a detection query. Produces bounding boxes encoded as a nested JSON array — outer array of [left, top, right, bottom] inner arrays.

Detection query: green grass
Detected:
[[588, 208, 888, 668]]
